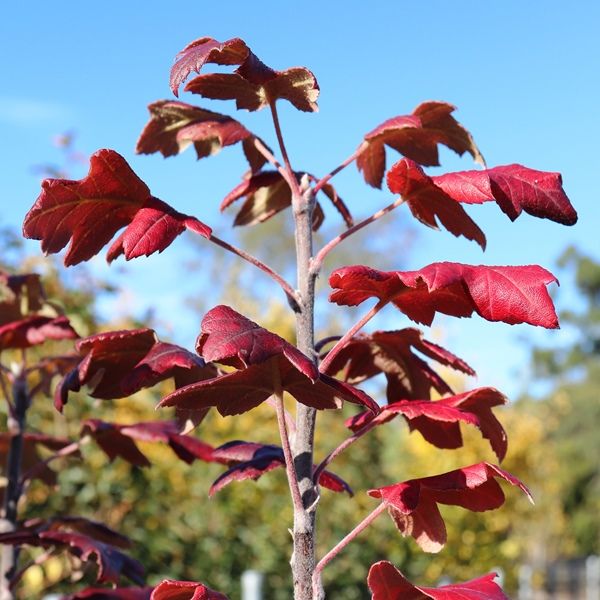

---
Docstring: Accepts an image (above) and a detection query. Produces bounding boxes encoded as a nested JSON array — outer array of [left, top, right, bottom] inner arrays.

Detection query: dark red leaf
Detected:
[[23, 149, 210, 266], [0, 529, 144, 585], [209, 440, 352, 496], [172, 36, 319, 112], [322, 328, 474, 403], [0, 315, 78, 351], [347, 388, 507, 461], [0, 271, 45, 325], [387, 159, 486, 248], [62, 588, 153, 600], [151, 579, 228, 599], [81, 419, 216, 467], [329, 262, 559, 328], [356, 101, 484, 188], [220, 171, 326, 230], [368, 462, 532, 552], [432, 164, 577, 225], [368, 561, 508, 600], [197, 305, 318, 380], [136, 100, 267, 172]]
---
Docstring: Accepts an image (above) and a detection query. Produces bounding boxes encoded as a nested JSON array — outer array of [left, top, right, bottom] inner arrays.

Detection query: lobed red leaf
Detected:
[[151, 579, 228, 599], [0, 315, 78, 351], [329, 262, 559, 328], [368, 561, 508, 600], [368, 462, 532, 552]]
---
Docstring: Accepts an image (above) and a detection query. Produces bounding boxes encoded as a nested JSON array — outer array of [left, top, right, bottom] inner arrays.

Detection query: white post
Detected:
[[586, 555, 600, 600], [241, 569, 264, 600]]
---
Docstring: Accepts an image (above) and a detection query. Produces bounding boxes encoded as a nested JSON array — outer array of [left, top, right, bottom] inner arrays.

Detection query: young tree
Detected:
[[13, 36, 577, 598]]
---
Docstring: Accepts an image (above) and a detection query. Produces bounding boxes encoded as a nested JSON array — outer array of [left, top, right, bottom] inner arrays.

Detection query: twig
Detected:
[[311, 197, 406, 273], [312, 503, 387, 596], [269, 101, 302, 199], [252, 137, 292, 185], [312, 150, 359, 196], [208, 234, 300, 311], [318, 300, 387, 374]]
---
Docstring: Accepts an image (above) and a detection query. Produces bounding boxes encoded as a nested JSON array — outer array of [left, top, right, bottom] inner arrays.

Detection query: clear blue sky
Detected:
[[1, 2, 598, 398]]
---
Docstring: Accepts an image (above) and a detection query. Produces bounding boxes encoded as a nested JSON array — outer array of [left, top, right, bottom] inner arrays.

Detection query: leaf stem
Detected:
[[312, 150, 359, 196], [274, 393, 304, 515], [269, 101, 302, 199], [312, 503, 386, 596], [311, 197, 406, 273], [318, 300, 387, 374], [208, 234, 300, 311], [252, 137, 292, 185], [312, 420, 377, 485]]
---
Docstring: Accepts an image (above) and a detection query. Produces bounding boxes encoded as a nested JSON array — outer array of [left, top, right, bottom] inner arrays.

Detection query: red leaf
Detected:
[[197, 305, 318, 380], [62, 588, 153, 600], [0, 315, 78, 351], [0, 529, 144, 585], [368, 561, 508, 600], [387, 159, 486, 248], [209, 441, 352, 496], [151, 579, 228, 600], [348, 388, 507, 461], [220, 171, 326, 230], [158, 357, 378, 416], [81, 419, 216, 467], [0, 271, 45, 325], [322, 328, 474, 403], [368, 462, 532, 552], [136, 100, 267, 172], [23, 150, 210, 266], [432, 164, 577, 225], [170, 36, 318, 113], [329, 262, 559, 328], [356, 101, 484, 188]]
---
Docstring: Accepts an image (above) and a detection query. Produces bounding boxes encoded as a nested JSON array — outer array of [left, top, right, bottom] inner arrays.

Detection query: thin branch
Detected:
[[252, 137, 291, 184], [312, 503, 387, 596], [269, 101, 302, 199], [318, 300, 387, 374], [311, 197, 406, 273], [313, 420, 378, 485], [312, 150, 359, 196], [274, 393, 304, 515], [208, 234, 300, 311]]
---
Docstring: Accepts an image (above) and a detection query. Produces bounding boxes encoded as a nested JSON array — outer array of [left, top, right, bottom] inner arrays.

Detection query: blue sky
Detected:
[[1, 2, 598, 398]]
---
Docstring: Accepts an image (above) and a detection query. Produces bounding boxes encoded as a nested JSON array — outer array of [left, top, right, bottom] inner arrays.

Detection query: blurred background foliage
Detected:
[[0, 137, 597, 598]]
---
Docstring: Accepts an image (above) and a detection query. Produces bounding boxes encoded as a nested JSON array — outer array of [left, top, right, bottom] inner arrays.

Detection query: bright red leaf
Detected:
[[321, 328, 474, 402], [368, 561, 508, 600], [209, 440, 352, 496], [329, 262, 559, 328], [347, 387, 508, 461], [23, 149, 211, 266], [368, 462, 532, 552], [81, 419, 216, 467], [0, 315, 78, 351], [151, 579, 228, 600], [356, 101, 484, 188], [136, 100, 267, 172], [432, 164, 577, 225], [387, 159, 486, 248], [171, 36, 319, 113]]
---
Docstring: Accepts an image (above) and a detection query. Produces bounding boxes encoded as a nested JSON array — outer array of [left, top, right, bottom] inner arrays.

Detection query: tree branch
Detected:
[[312, 150, 359, 196], [269, 101, 302, 199]]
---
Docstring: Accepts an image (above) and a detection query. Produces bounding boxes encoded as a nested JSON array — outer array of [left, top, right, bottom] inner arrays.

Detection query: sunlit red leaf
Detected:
[[171, 36, 319, 112], [387, 159, 486, 248], [23, 149, 211, 266], [322, 328, 474, 402], [347, 387, 507, 461], [368, 462, 532, 552], [0, 315, 78, 351], [368, 561, 508, 600], [0, 529, 144, 585], [136, 100, 267, 172], [209, 440, 352, 496], [62, 588, 153, 600], [432, 164, 577, 225], [81, 419, 216, 467], [151, 579, 228, 599], [356, 101, 484, 188], [329, 262, 559, 328]]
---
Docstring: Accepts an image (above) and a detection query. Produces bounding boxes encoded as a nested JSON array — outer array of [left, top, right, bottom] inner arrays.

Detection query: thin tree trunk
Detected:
[[291, 186, 322, 599], [0, 370, 28, 600]]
